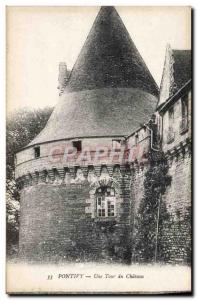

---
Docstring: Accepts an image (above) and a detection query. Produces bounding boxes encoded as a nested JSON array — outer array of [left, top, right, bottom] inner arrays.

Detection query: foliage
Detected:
[[7, 107, 53, 180], [133, 154, 171, 263], [6, 107, 53, 257]]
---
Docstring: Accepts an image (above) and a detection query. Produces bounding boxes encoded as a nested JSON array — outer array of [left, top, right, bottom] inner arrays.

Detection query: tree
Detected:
[[6, 107, 53, 258]]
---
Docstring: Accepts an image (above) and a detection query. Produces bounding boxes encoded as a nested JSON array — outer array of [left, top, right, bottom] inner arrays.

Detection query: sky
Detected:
[[6, 6, 191, 113]]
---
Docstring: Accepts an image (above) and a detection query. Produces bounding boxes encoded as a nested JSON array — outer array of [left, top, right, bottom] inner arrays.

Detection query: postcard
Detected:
[[6, 6, 192, 294]]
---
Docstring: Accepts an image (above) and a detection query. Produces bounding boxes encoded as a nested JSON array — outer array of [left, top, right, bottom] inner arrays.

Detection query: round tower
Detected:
[[15, 6, 158, 263]]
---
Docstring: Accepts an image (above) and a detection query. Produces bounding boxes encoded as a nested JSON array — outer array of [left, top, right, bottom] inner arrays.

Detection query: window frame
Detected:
[[96, 187, 116, 218], [34, 146, 40, 159], [72, 140, 82, 152], [181, 94, 189, 123]]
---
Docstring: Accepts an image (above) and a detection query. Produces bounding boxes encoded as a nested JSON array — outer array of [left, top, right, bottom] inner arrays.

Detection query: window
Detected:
[[72, 140, 82, 152], [168, 106, 174, 128], [96, 187, 116, 217], [181, 94, 188, 120], [180, 94, 189, 134], [157, 115, 161, 134], [34, 146, 40, 158], [112, 139, 121, 151], [167, 106, 175, 143]]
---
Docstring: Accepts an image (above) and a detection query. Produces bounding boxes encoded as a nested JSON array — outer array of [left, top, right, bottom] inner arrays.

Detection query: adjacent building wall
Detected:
[[157, 86, 192, 264]]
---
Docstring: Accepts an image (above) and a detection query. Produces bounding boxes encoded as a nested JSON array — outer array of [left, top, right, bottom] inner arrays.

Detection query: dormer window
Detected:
[[34, 146, 40, 158], [72, 140, 82, 152]]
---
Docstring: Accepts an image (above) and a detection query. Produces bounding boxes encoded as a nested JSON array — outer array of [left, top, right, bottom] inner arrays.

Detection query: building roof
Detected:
[[27, 88, 157, 146], [172, 50, 191, 93], [66, 6, 158, 96], [158, 45, 191, 107], [27, 6, 158, 147], [158, 80, 191, 114]]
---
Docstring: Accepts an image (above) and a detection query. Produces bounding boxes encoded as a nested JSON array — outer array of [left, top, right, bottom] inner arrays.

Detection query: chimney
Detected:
[[58, 62, 69, 95]]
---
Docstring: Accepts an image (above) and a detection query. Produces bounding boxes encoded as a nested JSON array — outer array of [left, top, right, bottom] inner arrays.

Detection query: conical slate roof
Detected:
[[28, 6, 158, 147], [66, 6, 158, 95]]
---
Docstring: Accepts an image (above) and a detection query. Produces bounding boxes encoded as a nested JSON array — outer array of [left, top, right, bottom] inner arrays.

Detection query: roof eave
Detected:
[[157, 80, 192, 114]]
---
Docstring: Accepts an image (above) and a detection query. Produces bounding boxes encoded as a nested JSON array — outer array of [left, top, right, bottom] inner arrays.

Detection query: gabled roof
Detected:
[[158, 45, 191, 106], [172, 50, 191, 93], [66, 6, 158, 96]]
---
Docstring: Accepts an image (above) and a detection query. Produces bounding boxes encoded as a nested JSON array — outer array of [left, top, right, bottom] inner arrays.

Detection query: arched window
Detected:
[[96, 186, 116, 217]]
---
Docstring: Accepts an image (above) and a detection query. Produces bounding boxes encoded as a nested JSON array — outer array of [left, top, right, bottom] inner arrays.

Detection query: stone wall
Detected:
[[18, 143, 191, 265], [130, 140, 191, 265], [130, 165, 148, 263], [157, 146, 191, 264], [18, 165, 134, 264]]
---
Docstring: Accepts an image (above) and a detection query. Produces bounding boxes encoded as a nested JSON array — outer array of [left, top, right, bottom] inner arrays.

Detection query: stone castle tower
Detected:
[[15, 7, 191, 264]]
